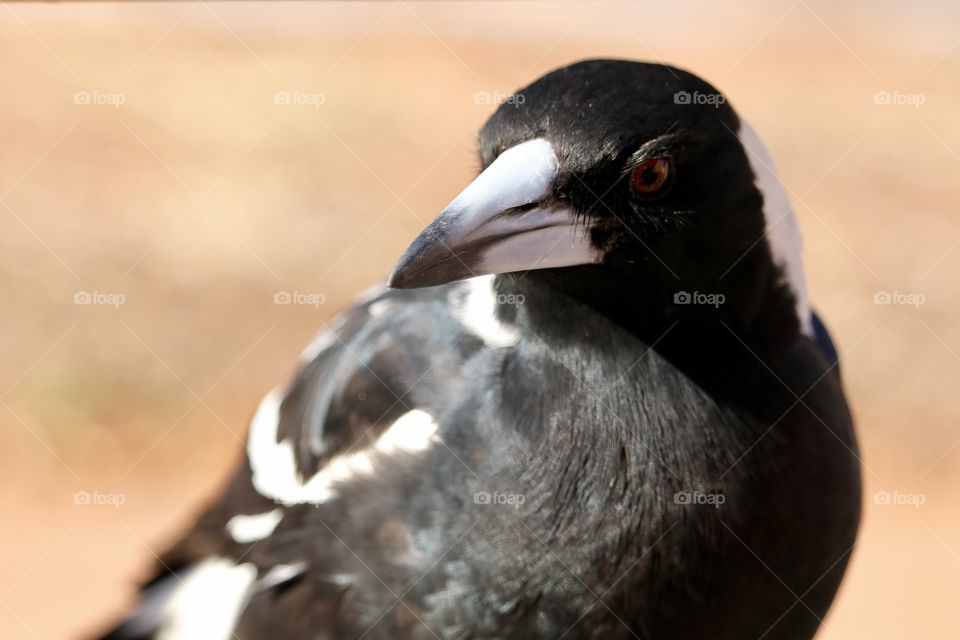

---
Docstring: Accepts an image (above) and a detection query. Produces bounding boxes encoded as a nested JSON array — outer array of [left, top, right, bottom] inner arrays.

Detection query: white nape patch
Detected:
[[248, 397, 439, 506], [450, 275, 519, 347], [226, 509, 283, 544], [257, 562, 306, 592], [738, 120, 813, 336], [158, 558, 256, 640]]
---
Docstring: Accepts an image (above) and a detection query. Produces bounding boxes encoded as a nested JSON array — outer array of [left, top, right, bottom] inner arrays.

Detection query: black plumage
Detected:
[[98, 59, 860, 640]]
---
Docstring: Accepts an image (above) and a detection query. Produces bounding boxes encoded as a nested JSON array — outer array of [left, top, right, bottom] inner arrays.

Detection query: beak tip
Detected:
[[387, 227, 457, 290], [386, 254, 414, 289], [388, 247, 432, 289], [386, 266, 408, 290]]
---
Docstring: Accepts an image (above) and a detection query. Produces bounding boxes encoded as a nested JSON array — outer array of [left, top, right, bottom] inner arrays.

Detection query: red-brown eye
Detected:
[[630, 157, 670, 195]]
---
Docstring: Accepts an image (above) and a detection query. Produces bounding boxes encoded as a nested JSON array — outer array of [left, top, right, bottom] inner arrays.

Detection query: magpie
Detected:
[[98, 59, 860, 640]]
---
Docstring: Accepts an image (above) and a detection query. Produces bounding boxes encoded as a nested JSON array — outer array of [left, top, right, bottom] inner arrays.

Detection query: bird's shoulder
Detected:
[[96, 276, 522, 639]]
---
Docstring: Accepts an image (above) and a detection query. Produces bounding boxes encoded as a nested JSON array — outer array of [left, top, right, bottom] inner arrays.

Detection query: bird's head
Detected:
[[389, 59, 810, 340]]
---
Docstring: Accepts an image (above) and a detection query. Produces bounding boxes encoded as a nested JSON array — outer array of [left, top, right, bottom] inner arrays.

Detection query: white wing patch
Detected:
[[226, 509, 283, 544], [738, 119, 813, 336], [248, 398, 439, 506], [376, 408, 440, 453], [257, 562, 307, 592], [138, 558, 257, 640], [247, 388, 303, 503], [450, 275, 519, 347]]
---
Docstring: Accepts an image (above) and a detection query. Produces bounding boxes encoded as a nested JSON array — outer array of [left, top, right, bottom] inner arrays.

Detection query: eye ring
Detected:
[[630, 157, 671, 196]]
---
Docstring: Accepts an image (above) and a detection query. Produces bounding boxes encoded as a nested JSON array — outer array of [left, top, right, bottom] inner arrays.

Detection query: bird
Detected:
[[96, 59, 860, 640]]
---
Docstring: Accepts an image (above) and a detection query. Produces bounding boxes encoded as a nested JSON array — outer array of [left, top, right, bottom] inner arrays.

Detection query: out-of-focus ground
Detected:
[[0, 2, 958, 638]]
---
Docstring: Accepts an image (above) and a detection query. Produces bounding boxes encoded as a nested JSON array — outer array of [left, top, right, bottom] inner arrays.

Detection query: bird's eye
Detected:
[[630, 157, 671, 196]]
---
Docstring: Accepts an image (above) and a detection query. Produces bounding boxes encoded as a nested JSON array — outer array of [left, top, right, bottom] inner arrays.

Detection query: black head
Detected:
[[390, 59, 811, 345]]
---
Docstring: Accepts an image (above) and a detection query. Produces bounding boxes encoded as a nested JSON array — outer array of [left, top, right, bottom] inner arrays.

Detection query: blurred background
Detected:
[[1, 1, 958, 638]]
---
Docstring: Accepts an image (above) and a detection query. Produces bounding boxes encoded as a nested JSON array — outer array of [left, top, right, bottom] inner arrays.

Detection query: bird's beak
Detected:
[[388, 138, 600, 289]]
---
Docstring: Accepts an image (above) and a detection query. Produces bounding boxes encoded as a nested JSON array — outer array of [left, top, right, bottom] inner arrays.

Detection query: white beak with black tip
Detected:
[[388, 139, 601, 289]]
